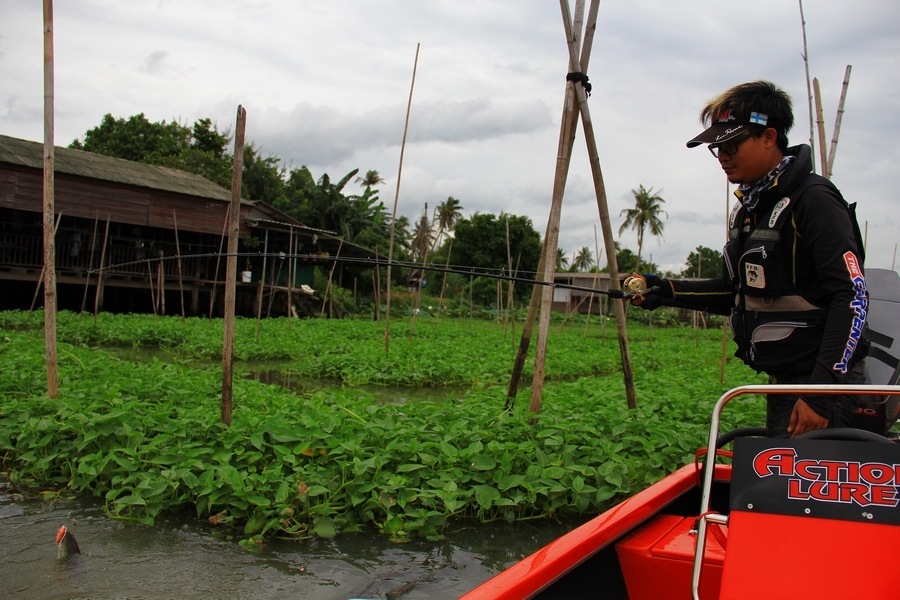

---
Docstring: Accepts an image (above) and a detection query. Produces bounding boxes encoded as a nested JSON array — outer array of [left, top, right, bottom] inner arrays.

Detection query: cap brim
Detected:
[[686, 122, 749, 148]]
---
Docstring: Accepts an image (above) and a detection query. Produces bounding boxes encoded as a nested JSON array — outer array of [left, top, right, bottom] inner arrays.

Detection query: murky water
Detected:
[[1, 489, 575, 600], [3, 351, 566, 598]]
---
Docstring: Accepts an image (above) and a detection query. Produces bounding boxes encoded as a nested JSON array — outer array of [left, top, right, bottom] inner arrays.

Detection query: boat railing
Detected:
[[691, 384, 900, 600]]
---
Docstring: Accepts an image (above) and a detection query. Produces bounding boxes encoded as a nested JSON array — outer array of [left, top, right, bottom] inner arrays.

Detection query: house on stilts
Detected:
[[0, 134, 371, 317]]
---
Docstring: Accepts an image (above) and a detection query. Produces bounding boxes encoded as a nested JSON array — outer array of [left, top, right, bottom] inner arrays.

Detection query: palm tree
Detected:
[[410, 209, 434, 262], [556, 248, 570, 271], [571, 246, 594, 272], [356, 169, 385, 188], [618, 184, 668, 273], [433, 196, 463, 249]]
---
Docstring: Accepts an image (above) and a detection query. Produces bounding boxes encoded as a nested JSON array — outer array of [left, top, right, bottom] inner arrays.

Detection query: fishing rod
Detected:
[[88, 251, 661, 301]]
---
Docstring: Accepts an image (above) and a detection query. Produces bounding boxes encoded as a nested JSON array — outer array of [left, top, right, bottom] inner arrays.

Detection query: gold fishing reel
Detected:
[[622, 274, 648, 297]]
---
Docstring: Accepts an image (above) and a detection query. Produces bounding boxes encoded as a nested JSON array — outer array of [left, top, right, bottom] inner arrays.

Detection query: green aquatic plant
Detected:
[[0, 311, 765, 543]]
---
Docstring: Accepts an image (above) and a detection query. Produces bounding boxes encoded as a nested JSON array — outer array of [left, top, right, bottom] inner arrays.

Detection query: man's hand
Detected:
[[787, 398, 829, 439], [622, 273, 670, 310]]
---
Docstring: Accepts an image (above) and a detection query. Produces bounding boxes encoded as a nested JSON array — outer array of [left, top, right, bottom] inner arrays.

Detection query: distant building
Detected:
[[0, 134, 366, 316], [551, 271, 612, 314]]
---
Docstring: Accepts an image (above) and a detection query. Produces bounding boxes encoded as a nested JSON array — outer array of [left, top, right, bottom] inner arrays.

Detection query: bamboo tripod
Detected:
[[508, 0, 637, 413]]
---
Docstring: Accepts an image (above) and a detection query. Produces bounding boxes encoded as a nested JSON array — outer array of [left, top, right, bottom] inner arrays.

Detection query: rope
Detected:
[[566, 72, 592, 96]]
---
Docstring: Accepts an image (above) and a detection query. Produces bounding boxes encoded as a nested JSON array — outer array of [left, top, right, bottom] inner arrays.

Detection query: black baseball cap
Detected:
[[686, 108, 773, 148]]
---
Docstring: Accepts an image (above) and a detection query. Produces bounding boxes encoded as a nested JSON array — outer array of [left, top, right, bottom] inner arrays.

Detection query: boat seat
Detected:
[[716, 437, 900, 600]]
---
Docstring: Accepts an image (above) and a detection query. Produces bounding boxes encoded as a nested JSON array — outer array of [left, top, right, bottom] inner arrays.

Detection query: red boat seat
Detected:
[[718, 510, 900, 600], [616, 514, 725, 600]]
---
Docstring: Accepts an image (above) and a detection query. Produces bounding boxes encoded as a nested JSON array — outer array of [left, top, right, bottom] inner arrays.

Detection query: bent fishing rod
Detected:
[[87, 251, 661, 301]]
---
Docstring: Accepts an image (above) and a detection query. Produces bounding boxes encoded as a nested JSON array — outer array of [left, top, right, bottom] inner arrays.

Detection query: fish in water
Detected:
[[56, 525, 80, 559]]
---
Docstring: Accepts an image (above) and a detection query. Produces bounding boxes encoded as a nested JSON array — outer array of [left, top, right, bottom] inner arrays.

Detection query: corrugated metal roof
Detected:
[[0, 133, 232, 201]]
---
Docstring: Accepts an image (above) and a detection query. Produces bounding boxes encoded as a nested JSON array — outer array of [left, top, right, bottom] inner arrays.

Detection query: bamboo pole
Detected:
[[222, 105, 246, 427], [42, 0, 58, 398], [81, 212, 99, 312], [813, 78, 828, 176], [560, 0, 638, 409], [798, 0, 816, 172], [322, 237, 344, 318], [93, 217, 110, 317], [720, 177, 730, 385], [255, 228, 270, 340], [826, 65, 851, 178], [438, 238, 452, 314], [31, 213, 62, 311], [507, 0, 590, 410], [385, 42, 420, 354], [287, 226, 295, 319], [172, 210, 186, 319], [147, 260, 157, 316], [209, 205, 230, 317]]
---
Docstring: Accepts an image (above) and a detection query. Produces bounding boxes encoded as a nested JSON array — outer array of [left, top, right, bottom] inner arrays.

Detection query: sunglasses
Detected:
[[708, 131, 754, 158]]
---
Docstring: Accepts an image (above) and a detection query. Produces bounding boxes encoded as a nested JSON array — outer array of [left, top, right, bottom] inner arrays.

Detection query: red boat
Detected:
[[462, 384, 900, 600]]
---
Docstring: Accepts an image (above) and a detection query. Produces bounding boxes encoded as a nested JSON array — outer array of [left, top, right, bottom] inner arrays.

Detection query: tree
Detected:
[[452, 212, 542, 301], [556, 248, 569, 271], [618, 184, 668, 273], [71, 113, 236, 188], [241, 145, 286, 207], [433, 196, 463, 249], [681, 246, 723, 278], [410, 207, 434, 262], [571, 246, 594, 272], [355, 169, 385, 189]]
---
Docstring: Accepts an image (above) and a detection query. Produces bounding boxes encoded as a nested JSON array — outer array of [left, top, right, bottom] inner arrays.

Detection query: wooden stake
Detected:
[[173, 209, 186, 319], [31, 212, 62, 311], [386, 42, 420, 354], [826, 65, 851, 178], [93, 217, 110, 318], [81, 211, 99, 312], [560, 0, 638, 409], [509, 0, 590, 410], [42, 0, 58, 398], [813, 78, 828, 176], [209, 205, 230, 317], [221, 105, 246, 427], [798, 0, 816, 172]]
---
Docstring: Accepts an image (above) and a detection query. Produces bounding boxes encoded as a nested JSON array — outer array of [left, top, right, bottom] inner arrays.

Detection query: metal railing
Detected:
[[691, 384, 900, 600]]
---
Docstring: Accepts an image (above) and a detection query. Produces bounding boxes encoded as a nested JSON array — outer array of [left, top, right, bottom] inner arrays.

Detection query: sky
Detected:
[[2, 0, 898, 274]]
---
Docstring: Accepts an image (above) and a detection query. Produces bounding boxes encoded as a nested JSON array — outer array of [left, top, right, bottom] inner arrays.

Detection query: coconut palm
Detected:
[[356, 169, 385, 188], [556, 248, 570, 271], [410, 209, 434, 262], [618, 184, 668, 273], [572, 246, 594, 272], [433, 196, 463, 249]]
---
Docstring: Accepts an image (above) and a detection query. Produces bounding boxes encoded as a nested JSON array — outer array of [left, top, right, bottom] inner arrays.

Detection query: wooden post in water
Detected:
[[560, 0, 637, 409], [508, 0, 590, 411], [173, 209, 186, 319], [93, 217, 110, 317], [385, 42, 420, 354], [221, 105, 246, 427], [42, 0, 58, 398]]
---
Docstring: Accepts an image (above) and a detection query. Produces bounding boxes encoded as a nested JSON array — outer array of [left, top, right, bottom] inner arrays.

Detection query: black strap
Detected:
[[566, 72, 591, 96]]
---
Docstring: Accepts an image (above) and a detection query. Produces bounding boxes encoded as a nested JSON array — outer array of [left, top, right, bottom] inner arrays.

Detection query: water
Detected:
[[0, 490, 575, 600]]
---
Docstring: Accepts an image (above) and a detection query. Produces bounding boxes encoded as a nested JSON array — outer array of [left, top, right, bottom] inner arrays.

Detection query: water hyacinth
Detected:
[[0, 311, 765, 542]]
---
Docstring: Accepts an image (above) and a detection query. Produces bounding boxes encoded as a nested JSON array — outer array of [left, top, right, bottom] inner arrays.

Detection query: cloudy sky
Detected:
[[3, 1, 898, 273]]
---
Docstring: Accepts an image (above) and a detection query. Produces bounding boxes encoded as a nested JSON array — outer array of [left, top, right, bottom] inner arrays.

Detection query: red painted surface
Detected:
[[718, 511, 900, 600], [461, 464, 732, 600], [617, 514, 725, 600]]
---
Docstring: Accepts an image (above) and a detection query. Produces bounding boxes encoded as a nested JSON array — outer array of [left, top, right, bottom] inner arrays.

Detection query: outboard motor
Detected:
[[856, 268, 900, 436]]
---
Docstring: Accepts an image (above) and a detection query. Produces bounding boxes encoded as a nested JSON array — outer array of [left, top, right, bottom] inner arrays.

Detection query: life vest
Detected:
[[723, 175, 865, 374]]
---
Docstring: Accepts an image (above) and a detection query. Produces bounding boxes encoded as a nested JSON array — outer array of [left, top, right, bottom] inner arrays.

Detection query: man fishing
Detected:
[[627, 80, 868, 439]]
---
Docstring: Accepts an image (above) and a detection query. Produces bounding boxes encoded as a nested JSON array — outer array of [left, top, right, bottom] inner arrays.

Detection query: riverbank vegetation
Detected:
[[0, 310, 765, 546]]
